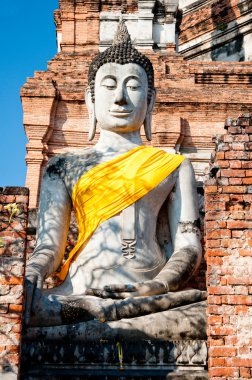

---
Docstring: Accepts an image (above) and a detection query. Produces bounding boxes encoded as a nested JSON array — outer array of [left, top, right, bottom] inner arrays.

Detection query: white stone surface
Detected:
[[26, 61, 202, 327], [99, 0, 179, 51]]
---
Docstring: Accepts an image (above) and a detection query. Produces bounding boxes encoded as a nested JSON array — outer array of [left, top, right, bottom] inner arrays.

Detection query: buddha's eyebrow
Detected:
[[124, 75, 142, 83], [100, 75, 116, 82]]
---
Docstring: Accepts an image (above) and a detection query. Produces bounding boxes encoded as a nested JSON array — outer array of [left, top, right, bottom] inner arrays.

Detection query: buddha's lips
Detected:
[[109, 109, 133, 117]]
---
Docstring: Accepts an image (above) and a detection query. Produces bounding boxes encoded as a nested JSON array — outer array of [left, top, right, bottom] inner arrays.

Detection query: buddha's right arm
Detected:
[[25, 161, 72, 323]]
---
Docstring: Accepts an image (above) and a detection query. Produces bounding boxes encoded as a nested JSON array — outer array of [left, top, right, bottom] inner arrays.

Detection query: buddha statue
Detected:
[[25, 20, 206, 338]]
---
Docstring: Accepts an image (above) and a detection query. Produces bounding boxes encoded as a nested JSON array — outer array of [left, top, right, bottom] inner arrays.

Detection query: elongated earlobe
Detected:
[[144, 89, 156, 141], [85, 87, 97, 141], [144, 113, 152, 141], [88, 110, 97, 141]]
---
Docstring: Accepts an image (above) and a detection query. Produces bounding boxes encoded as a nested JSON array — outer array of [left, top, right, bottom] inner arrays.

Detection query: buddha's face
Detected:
[[94, 63, 148, 133]]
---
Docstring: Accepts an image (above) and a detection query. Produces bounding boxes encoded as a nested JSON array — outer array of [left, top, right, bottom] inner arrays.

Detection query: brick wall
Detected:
[[179, 0, 243, 45], [178, 0, 252, 61], [205, 115, 252, 379], [0, 187, 29, 378]]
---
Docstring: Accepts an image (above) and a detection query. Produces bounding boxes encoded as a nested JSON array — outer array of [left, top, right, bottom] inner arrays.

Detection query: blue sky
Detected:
[[0, 1, 58, 186]]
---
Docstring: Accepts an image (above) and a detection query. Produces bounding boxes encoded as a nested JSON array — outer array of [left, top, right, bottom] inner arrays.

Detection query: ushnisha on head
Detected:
[[86, 18, 156, 141]]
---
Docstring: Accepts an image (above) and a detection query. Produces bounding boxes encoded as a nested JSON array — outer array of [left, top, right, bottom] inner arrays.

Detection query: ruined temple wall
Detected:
[[0, 187, 29, 378], [178, 0, 252, 61], [205, 115, 252, 379]]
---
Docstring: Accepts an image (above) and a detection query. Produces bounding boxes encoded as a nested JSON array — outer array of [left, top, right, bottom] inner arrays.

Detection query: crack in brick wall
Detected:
[[205, 114, 252, 379]]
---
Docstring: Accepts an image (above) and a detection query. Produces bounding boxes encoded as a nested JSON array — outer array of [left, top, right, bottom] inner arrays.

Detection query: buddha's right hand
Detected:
[[85, 279, 168, 299], [24, 262, 47, 325]]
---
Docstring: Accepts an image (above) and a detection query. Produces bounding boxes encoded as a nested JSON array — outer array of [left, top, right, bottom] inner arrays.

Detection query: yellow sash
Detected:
[[56, 146, 185, 280]]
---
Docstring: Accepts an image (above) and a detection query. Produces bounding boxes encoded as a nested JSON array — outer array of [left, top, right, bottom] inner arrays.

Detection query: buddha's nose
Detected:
[[114, 85, 127, 105]]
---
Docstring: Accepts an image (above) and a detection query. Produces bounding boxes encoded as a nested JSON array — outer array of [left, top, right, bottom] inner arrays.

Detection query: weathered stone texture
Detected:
[[205, 115, 252, 379], [0, 187, 29, 377], [179, 0, 252, 61]]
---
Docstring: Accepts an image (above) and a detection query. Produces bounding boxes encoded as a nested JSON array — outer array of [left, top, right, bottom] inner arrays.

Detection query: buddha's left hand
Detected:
[[85, 279, 168, 299]]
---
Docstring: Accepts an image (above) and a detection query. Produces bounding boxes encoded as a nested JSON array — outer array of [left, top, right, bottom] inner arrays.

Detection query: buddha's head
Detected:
[[86, 19, 156, 141]]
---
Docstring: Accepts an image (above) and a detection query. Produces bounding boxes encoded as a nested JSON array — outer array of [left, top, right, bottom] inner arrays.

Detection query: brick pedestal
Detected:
[[205, 115, 252, 379], [0, 187, 29, 378]]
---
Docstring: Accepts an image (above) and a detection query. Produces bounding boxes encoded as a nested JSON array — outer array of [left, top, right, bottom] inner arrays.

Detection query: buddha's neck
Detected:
[[95, 129, 144, 154]]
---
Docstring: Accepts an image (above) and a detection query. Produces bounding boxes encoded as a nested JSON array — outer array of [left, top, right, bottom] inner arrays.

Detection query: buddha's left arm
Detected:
[[154, 158, 202, 291]]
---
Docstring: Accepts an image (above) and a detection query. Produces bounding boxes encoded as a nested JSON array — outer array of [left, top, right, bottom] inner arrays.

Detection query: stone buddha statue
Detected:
[[25, 20, 206, 338]]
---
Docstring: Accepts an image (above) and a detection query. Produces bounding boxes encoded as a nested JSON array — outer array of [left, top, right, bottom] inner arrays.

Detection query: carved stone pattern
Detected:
[[21, 339, 207, 368], [178, 220, 200, 234], [121, 239, 136, 259]]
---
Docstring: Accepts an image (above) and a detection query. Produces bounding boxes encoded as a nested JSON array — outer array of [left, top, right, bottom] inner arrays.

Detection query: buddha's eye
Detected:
[[101, 78, 117, 90], [126, 79, 140, 91]]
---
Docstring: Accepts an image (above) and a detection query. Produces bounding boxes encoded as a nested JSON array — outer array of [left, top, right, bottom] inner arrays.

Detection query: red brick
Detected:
[[205, 201, 226, 211], [228, 127, 242, 135], [224, 336, 238, 345], [207, 248, 229, 257], [243, 194, 252, 202], [205, 221, 227, 229], [5, 345, 19, 354], [208, 338, 224, 346], [205, 186, 218, 193], [208, 286, 234, 295], [222, 295, 252, 305], [227, 277, 252, 285], [242, 161, 252, 168], [232, 230, 244, 237], [11, 324, 22, 333], [230, 160, 242, 169], [245, 230, 252, 238], [8, 305, 23, 313], [209, 346, 236, 357], [205, 211, 229, 221], [234, 135, 250, 142], [208, 315, 222, 325], [230, 142, 246, 150], [207, 229, 231, 239], [238, 248, 252, 256], [226, 358, 252, 367], [217, 160, 229, 168], [0, 276, 23, 285], [238, 346, 250, 355], [209, 367, 239, 376], [222, 186, 247, 194], [208, 357, 226, 366], [207, 257, 223, 265], [208, 295, 222, 305], [240, 367, 251, 378], [225, 151, 249, 160], [4, 353, 19, 366], [242, 177, 252, 184], [206, 239, 222, 248], [246, 169, 252, 177], [216, 152, 225, 160], [245, 126, 252, 133], [229, 177, 242, 185], [227, 221, 252, 229]]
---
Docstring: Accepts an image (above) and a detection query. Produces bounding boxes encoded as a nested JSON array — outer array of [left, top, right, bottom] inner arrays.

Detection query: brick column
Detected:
[[205, 115, 252, 379], [0, 187, 29, 378]]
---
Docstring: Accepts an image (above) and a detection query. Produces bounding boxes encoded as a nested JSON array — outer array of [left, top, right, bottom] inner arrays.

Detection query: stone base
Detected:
[[21, 340, 207, 379], [21, 367, 208, 380]]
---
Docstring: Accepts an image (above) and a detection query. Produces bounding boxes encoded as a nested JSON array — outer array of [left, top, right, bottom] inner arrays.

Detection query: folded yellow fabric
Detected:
[[56, 146, 185, 280]]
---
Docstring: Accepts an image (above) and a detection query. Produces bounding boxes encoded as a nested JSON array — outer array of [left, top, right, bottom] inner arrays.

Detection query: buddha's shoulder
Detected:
[[44, 148, 99, 179]]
